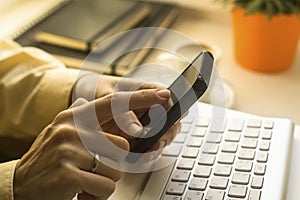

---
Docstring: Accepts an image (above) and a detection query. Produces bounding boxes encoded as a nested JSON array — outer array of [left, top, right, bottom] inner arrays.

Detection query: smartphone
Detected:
[[126, 51, 214, 162]]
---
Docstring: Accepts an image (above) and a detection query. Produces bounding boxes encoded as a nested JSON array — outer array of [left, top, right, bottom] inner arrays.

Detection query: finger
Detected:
[[160, 121, 181, 145], [73, 89, 170, 128], [139, 82, 166, 90], [75, 167, 116, 199], [64, 144, 122, 181], [150, 121, 181, 151], [77, 192, 95, 200], [109, 111, 142, 137], [70, 98, 89, 108], [78, 128, 130, 162], [99, 89, 170, 120], [115, 77, 145, 91]]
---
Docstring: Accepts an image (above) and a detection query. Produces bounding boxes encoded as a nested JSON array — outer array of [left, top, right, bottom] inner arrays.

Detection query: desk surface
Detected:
[[110, 1, 300, 199], [170, 0, 300, 125]]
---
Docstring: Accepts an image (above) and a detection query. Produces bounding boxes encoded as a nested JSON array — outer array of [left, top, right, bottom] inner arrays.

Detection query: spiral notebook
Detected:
[[0, 0, 70, 40]]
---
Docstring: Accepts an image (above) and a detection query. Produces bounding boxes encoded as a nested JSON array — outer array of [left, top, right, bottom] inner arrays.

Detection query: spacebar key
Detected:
[[162, 144, 182, 157]]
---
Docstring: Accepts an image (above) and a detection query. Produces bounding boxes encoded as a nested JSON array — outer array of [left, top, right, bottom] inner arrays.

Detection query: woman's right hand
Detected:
[[13, 89, 170, 200]]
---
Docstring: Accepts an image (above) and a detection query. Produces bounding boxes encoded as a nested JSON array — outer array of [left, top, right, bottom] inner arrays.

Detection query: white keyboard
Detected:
[[139, 103, 293, 200]]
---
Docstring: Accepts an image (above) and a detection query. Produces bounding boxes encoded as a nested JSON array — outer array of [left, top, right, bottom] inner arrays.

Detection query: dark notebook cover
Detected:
[[34, 0, 150, 51], [16, 1, 181, 76]]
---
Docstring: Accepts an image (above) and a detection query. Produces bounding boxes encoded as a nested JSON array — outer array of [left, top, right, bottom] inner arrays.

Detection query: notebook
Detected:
[[16, 1, 181, 75], [34, 0, 151, 51], [0, 0, 69, 40]]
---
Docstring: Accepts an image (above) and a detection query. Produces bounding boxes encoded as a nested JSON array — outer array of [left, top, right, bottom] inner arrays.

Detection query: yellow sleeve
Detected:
[[0, 40, 79, 159], [0, 160, 18, 200]]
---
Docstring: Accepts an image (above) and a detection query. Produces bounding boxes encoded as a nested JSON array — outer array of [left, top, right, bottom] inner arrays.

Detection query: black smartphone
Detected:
[[126, 51, 214, 162]]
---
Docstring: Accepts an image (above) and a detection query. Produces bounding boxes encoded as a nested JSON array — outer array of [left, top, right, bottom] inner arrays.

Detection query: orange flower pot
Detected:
[[231, 8, 300, 72]]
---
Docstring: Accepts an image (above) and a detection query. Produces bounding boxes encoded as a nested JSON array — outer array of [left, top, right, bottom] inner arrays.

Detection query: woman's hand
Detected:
[[14, 89, 170, 200], [73, 74, 181, 151]]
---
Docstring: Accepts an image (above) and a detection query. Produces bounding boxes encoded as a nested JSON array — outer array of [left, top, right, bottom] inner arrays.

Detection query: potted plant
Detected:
[[219, 0, 300, 72]]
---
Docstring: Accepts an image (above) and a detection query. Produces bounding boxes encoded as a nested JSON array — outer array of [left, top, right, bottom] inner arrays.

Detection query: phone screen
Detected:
[[126, 51, 214, 162]]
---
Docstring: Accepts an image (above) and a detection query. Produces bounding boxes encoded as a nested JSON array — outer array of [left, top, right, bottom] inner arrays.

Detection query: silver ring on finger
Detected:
[[91, 154, 100, 173]]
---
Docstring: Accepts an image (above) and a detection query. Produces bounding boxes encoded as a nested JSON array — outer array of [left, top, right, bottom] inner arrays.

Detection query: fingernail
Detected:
[[128, 123, 142, 135], [159, 140, 166, 149], [157, 89, 170, 98]]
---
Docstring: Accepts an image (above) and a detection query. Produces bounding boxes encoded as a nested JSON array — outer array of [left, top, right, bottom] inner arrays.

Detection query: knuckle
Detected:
[[56, 144, 77, 160], [103, 93, 113, 104], [52, 124, 77, 143], [53, 110, 73, 124], [140, 90, 148, 99]]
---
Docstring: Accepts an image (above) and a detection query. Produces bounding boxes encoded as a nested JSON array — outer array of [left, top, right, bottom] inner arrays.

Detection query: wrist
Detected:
[[71, 72, 100, 103]]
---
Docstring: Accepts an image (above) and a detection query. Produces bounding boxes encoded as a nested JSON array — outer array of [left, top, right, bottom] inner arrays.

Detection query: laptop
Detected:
[[136, 102, 293, 200]]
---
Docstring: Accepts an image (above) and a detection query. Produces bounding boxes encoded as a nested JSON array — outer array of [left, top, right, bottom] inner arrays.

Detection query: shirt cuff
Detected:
[[0, 160, 19, 200], [35, 68, 79, 121]]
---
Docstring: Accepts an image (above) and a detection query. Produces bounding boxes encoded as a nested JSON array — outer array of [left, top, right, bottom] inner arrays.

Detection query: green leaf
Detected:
[[216, 0, 300, 18]]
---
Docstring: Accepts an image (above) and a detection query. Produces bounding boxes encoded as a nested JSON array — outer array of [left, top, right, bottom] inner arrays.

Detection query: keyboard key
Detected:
[[198, 155, 215, 166], [214, 164, 232, 177], [193, 127, 207, 137], [248, 190, 261, 200], [194, 165, 212, 178], [261, 130, 272, 140], [202, 144, 219, 154], [181, 124, 191, 133], [184, 191, 204, 200], [263, 120, 274, 129], [181, 115, 194, 124], [187, 137, 203, 147], [238, 149, 255, 160], [228, 118, 244, 132], [254, 163, 266, 175], [210, 118, 227, 133], [244, 128, 260, 138], [218, 153, 235, 164], [196, 116, 210, 127], [241, 138, 258, 149], [259, 140, 270, 151], [171, 170, 191, 182], [173, 133, 187, 143], [235, 160, 253, 172], [210, 177, 229, 189], [166, 182, 186, 195], [163, 195, 182, 200], [182, 148, 199, 158], [246, 119, 262, 128], [225, 131, 241, 142], [251, 176, 264, 189], [177, 159, 195, 170], [205, 190, 225, 200], [162, 144, 182, 157], [228, 185, 247, 198], [231, 172, 250, 185], [188, 177, 208, 191], [256, 152, 268, 163], [221, 142, 238, 153], [206, 133, 222, 143]]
